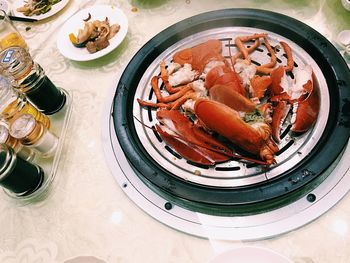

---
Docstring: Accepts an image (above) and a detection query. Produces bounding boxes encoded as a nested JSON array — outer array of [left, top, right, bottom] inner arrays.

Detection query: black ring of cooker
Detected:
[[113, 8, 350, 215]]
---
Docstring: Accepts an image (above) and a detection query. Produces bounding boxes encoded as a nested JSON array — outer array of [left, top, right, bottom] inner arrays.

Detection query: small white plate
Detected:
[[12, 0, 70, 20], [208, 246, 293, 263], [56, 5, 128, 61]]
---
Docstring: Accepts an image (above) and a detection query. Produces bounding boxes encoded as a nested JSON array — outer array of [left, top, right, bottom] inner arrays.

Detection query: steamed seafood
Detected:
[[137, 34, 320, 166]]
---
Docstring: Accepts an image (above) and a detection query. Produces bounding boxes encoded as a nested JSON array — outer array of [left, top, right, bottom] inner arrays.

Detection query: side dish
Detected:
[[16, 0, 62, 16], [69, 15, 120, 54]]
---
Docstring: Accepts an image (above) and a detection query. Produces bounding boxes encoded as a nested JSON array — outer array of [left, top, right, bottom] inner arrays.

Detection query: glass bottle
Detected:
[[0, 143, 44, 196], [10, 114, 58, 158], [0, 47, 66, 115], [0, 76, 51, 128], [0, 123, 35, 161]]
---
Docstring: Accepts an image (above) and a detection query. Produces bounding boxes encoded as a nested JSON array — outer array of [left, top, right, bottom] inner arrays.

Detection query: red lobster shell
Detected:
[[155, 109, 232, 165], [270, 65, 320, 141], [194, 99, 278, 164]]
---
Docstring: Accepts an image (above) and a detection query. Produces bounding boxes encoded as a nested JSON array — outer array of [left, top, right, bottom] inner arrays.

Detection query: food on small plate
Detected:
[[69, 15, 120, 54], [16, 0, 62, 16]]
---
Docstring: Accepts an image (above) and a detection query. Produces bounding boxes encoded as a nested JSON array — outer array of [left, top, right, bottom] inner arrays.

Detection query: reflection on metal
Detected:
[[103, 88, 350, 240]]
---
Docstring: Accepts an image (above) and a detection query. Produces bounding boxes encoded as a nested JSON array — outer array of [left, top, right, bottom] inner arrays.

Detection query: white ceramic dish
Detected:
[[208, 246, 293, 263], [12, 0, 70, 20], [56, 5, 128, 61]]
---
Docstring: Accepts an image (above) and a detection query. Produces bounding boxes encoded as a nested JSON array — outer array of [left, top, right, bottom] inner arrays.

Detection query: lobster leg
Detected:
[[256, 42, 294, 75], [234, 33, 267, 63], [256, 37, 277, 73], [280, 41, 294, 72], [231, 39, 260, 64]]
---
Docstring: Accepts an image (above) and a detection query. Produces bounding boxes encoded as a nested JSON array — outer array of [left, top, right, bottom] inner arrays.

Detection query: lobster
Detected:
[[270, 65, 320, 142], [137, 34, 320, 166]]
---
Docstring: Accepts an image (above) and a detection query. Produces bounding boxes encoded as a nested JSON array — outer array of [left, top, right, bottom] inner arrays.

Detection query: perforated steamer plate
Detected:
[[112, 9, 350, 215], [134, 27, 329, 188]]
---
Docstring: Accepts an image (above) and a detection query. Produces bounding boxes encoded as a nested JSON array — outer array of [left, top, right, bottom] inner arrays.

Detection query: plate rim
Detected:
[[56, 4, 128, 62]]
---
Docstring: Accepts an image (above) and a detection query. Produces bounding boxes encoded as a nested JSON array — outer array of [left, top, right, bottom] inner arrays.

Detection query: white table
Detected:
[[1, 0, 349, 262]]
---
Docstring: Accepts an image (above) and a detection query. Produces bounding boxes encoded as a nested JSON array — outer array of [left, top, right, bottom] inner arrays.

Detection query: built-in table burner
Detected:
[[102, 9, 350, 240]]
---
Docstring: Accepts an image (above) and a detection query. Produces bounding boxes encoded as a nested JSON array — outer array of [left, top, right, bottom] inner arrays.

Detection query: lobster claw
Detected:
[[269, 65, 320, 135], [270, 66, 286, 97], [271, 101, 291, 142], [194, 99, 278, 164], [156, 109, 231, 165], [291, 73, 320, 132]]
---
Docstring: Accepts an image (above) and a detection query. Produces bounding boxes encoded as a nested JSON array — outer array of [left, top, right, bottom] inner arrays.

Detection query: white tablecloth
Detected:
[[1, 0, 349, 262]]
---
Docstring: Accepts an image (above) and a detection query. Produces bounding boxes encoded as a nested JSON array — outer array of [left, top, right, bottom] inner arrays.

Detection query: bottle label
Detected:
[[2, 49, 14, 63]]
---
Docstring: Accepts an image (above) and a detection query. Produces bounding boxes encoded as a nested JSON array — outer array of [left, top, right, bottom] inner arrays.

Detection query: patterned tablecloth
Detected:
[[0, 0, 349, 262]]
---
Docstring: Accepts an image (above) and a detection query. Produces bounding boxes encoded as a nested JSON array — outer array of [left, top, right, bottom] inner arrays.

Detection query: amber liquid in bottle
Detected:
[[2, 97, 50, 129]]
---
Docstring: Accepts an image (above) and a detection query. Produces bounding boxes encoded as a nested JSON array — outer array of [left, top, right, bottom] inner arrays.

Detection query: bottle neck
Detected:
[[0, 88, 26, 119], [16, 62, 45, 94]]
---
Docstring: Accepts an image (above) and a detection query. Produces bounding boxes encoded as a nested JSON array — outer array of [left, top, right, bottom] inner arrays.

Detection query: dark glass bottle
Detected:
[[0, 143, 44, 196]]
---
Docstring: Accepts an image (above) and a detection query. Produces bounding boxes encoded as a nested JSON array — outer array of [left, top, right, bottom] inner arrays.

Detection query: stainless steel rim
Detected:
[[103, 90, 349, 240]]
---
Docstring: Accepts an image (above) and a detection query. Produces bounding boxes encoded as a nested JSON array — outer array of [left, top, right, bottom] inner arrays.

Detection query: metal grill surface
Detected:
[[132, 27, 329, 188]]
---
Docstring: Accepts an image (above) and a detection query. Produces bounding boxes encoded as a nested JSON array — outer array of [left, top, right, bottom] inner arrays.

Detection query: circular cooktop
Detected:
[[111, 9, 350, 216]]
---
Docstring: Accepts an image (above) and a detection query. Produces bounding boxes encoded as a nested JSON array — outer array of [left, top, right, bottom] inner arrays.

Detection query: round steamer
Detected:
[[113, 9, 350, 215]]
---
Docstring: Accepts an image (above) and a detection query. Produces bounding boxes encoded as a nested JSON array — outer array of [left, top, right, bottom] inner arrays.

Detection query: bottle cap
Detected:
[[10, 114, 36, 140]]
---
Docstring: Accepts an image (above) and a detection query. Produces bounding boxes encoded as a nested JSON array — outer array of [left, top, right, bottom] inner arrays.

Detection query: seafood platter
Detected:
[[103, 9, 350, 240]]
